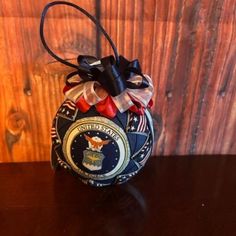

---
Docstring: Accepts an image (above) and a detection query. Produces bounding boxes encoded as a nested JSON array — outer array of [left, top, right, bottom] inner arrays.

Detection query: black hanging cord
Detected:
[[40, 1, 120, 70]]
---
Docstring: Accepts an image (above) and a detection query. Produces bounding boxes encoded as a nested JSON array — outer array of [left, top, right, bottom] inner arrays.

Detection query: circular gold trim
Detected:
[[62, 116, 130, 180]]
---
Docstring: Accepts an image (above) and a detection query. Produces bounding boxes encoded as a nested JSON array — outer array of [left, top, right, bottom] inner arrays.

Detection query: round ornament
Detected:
[[41, 1, 155, 186], [51, 103, 154, 186]]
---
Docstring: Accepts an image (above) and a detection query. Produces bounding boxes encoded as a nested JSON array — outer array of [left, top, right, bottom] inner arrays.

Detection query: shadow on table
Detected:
[[52, 171, 148, 235]]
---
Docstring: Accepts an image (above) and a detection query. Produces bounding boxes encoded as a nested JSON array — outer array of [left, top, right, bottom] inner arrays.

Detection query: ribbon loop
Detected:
[[99, 57, 127, 96], [64, 54, 154, 118]]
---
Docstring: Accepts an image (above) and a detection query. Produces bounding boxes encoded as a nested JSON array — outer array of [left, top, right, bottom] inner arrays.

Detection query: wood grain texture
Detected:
[[0, 0, 235, 162]]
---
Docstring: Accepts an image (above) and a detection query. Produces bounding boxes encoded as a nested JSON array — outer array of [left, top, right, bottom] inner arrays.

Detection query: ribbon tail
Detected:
[[76, 96, 91, 113], [127, 74, 154, 107], [64, 83, 84, 102], [83, 81, 108, 105], [96, 96, 118, 118], [111, 91, 134, 113]]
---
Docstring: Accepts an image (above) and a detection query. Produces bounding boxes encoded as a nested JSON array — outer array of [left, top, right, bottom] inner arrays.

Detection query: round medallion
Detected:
[[62, 116, 130, 181]]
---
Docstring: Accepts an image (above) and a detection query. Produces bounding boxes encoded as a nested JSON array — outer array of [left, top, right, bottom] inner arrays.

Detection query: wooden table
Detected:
[[0, 156, 236, 236]]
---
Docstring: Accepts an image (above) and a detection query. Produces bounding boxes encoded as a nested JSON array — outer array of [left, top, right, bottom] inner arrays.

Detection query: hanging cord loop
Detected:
[[40, 0, 120, 70]]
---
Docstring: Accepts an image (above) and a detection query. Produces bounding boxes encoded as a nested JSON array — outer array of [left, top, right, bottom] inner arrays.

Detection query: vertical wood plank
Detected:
[[0, 0, 97, 162]]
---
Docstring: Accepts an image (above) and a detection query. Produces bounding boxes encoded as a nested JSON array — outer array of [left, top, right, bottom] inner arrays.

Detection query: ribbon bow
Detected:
[[63, 55, 153, 118]]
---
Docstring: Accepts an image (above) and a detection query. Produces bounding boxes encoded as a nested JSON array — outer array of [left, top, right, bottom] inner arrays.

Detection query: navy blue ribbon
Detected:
[[66, 55, 149, 97]]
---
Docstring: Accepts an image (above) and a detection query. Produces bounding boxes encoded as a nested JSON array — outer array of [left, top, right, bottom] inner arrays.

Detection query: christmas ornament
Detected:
[[40, 1, 154, 187]]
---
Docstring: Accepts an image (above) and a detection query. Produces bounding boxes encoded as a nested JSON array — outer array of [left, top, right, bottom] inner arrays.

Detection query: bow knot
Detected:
[[64, 55, 153, 118]]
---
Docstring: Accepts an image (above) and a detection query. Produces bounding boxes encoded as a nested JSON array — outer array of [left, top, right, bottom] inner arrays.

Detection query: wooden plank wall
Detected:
[[0, 0, 235, 162]]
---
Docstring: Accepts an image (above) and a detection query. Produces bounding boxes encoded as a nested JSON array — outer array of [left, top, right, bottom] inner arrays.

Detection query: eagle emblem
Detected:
[[84, 134, 110, 152], [82, 134, 111, 171]]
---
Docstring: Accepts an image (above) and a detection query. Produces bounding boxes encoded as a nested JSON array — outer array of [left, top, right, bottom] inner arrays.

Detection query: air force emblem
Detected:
[[62, 116, 130, 181]]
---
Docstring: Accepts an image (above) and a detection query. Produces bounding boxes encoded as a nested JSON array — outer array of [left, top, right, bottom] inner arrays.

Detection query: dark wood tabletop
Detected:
[[0, 156, 236, 236]]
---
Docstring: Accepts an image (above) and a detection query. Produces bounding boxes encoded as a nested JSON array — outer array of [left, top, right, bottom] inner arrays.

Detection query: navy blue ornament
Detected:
[[41, 1, 154, 186], [51, 102, 154, 186]]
